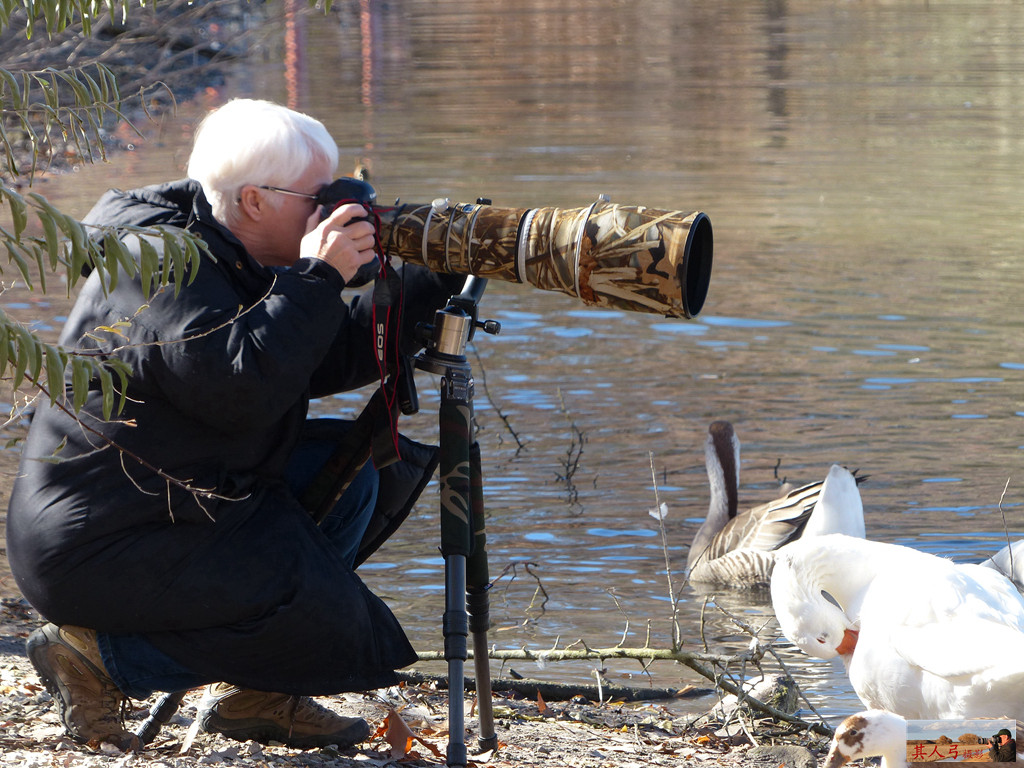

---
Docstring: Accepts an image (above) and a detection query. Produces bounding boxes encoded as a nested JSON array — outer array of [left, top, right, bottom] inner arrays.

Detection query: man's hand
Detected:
[[301, 202, 378, 282]]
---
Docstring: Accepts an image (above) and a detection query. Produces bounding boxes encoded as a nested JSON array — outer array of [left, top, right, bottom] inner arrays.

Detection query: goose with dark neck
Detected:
[[687, 421, 866, 587]]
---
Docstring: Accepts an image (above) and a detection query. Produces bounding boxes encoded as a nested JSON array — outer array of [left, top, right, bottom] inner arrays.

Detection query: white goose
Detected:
[[771, 533, 1024, 721], [980, 539, 1024, 595], [825, 710, 908, 768], [687, 421, 866, 587]]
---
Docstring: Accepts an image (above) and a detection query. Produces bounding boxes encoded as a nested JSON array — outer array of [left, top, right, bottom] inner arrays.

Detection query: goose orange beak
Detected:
[[836, 629, 858, 656]]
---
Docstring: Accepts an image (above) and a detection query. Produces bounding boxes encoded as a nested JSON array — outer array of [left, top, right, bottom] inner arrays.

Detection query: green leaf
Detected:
[[94, 359, 132, 420], [160, 234, 172, 286], [0, 184, 28, 238], [97, 63, 120, 103], [0, 316, 10, 378], [138, 235, 159, 297], [111, 233, 139, 279], [12, 325, 32, 391], [41, 0, 56, 36], [166, 237, 185, 295], [71, 356, 92, 412], [26, 194, 84, 275], [5, 237, 34, 286], [52, 67, 90, 106], [33, 234, 47, 293], [79, 66, 104, 102], [103, 232, 120, 292], [0, 68, 24, 110], [25, 327, 43, 385], [38, 204, 62, 271], [112, 361, 129, 416], [43, 344, 68, 404], [23, 0, 35, 39], [33, 72, 58, 111], [182, 229, 205, 283], [97, 363, 114, 420], [0, 120, 19, 177], [80, 0, 95, 34]]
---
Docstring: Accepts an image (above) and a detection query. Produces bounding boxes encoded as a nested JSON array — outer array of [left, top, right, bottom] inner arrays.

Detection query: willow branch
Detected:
[[30, 378, 243, 510]]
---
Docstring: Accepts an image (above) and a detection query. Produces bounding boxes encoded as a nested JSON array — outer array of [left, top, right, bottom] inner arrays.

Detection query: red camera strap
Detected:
[[368, 207, 404, 465]]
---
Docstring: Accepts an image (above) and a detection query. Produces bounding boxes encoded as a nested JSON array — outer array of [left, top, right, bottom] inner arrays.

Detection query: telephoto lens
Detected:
[[316, 177, 714, 318], [377, 196, 713, 319]]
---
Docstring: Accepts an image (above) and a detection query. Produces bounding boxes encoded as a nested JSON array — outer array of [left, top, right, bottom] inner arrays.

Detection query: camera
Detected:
[[315, 176, 377, 222]]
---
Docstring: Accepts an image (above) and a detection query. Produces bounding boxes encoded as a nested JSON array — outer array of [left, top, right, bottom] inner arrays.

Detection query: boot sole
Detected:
[[26, 626, 85, 742], [25, 626, 137, 750]]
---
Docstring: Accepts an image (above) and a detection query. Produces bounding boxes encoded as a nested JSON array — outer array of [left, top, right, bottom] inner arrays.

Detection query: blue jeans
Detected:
[[99, 445, 379, 700]]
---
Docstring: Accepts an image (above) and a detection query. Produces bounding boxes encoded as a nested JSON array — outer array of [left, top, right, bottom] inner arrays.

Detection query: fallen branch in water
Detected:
[[416, 644, 756, 666], [414, 644, 834, 737]]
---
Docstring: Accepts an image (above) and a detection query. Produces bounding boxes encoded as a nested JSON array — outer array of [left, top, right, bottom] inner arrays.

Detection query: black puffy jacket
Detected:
[[6, 180, 460, 694]]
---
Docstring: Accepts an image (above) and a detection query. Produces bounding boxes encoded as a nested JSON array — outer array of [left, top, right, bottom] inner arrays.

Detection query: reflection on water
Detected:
[[4, 0, 1024, 724]]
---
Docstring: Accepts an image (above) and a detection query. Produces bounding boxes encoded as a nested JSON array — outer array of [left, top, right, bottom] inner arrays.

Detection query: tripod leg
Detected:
[[437, 373, 474, 768], [135, 689, 189, 745], [443, 554, 468, 768], [468, 588, 496, 751], [466, 442, 496, 751]]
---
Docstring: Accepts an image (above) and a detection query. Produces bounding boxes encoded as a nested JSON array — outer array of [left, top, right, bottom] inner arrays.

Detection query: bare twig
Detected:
[[699, 595, 711, 653], [469, 345, 524, 451], [710, 601, 833, 732], [554, 387, 584, 505], [648, 450, 682, 649], [30, 378, 245, 517], [997, 477, 1016, 577], [493, 560, 550, 619], [605, 588, 631, 647]]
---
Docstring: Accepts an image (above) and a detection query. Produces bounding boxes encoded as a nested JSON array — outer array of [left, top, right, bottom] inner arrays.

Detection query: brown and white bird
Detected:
[[687, 421, 866, 587], [825, 710, 908, 768]]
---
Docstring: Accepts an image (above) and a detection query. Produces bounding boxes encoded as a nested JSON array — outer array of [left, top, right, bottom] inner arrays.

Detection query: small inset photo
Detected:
[[907, 719, 1017, 763]]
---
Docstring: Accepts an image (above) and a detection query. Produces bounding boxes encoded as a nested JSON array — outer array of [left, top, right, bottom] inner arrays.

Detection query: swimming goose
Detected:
[[687, 421, 865, 587], [980, 539, 1024, 595], [770, 533, 1024, 721], [825, 710, 908, 768]]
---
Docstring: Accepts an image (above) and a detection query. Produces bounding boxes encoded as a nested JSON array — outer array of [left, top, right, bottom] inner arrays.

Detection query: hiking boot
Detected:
[[197, 682, 371, 749], [25, 623, 138, 750]]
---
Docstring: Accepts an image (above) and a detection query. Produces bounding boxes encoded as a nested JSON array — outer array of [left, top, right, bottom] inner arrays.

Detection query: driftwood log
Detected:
[[411, 645, 835, 737], [396, 669, 713, 703]]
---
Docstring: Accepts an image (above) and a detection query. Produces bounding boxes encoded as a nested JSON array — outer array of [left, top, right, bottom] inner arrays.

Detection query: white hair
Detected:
[[186, 99, 339, 227]]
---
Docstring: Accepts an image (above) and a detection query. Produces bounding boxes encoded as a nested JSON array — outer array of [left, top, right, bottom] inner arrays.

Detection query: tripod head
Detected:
[[415, 276, 500, 376]]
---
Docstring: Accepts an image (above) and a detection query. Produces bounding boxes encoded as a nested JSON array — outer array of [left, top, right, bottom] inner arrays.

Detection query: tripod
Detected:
[[135, 278, 500, 767], [412, 277, 500, 766]]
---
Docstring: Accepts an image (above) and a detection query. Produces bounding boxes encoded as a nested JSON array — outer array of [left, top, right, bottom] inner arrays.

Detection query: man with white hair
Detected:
[[7, 99, 465, 750]]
